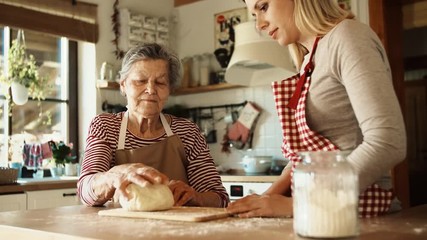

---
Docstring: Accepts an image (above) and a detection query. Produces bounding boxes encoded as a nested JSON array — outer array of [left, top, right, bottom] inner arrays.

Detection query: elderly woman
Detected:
[[78, 43, 229, 208]]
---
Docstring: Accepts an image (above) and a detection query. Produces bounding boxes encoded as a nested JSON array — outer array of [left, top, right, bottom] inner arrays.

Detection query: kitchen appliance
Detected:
[[222, 181, 273, 201]]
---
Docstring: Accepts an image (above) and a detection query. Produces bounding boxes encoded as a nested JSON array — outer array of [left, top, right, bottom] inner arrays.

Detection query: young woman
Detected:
[[226, 0, 406, 218]]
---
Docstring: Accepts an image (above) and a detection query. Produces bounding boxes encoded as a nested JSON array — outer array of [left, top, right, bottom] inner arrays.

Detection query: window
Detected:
[[0, 26, 78, 167]]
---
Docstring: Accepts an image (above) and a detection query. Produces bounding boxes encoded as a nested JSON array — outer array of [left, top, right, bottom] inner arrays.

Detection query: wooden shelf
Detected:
[[404, 55, 427, 71], [97, 80, 243, 95], [174, 0, 202, 7], [172, 83, 243, 95], [96, 80, 120, 90]]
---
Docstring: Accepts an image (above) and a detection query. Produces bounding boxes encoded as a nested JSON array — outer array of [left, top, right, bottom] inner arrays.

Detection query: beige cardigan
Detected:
[[296, 19, 406, 193]]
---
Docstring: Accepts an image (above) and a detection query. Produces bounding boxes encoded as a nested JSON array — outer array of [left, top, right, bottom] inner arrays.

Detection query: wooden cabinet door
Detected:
[[0, 193, 27, 212], [405, 80, 427, 206], [369, 0, 411, 208], [26, 188, 80, 210]]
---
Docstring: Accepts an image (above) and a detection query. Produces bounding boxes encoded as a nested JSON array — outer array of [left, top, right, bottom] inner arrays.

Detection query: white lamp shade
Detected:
[[225, 21, 297, 86]]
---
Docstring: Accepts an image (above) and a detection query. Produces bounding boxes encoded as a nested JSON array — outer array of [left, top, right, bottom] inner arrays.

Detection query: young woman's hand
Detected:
[[226, 194, 293, 218]]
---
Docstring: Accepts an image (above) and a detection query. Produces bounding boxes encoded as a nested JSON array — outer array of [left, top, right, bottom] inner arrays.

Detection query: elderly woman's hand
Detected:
[[109, 163, 169, 201], [168, 180, 198, 206]]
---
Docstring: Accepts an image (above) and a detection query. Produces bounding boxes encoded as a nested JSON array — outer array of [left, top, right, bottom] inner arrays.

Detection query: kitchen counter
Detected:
[[0, 203, 425, 240], [220, 174, 279, 182], [220, 169, 280, 182], [0, 177, 78, 194]]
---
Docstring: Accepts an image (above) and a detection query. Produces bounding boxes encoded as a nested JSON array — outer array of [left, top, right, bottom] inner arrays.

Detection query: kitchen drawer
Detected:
[[26, 188, 80, 210], [0, 193, 27, 212]]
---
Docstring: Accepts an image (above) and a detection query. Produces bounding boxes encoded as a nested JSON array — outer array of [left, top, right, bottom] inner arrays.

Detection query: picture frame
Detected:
[[213, 7, 248, 68]]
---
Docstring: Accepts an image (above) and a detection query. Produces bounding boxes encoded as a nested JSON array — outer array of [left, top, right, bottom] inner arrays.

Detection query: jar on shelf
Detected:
[[293, 150, 359, 238], [199, 53, 211, 86], [181, 57, 192, 89], [190, 55, 201, 87]]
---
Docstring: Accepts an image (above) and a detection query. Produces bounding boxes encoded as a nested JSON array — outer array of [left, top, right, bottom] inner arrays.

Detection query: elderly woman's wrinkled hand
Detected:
[[109, 163, 169, 201], [168, 180, 198, 206]]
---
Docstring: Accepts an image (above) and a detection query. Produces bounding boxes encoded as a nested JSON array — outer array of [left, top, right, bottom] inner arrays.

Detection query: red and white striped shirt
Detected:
[[78, 112, 229, 207]]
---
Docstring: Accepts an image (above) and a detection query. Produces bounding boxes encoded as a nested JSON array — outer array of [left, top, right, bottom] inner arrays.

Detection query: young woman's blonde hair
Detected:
[[289, 0, 355, 70]]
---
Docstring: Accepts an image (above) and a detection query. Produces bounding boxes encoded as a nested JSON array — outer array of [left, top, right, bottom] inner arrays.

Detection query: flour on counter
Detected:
[[60, 214, 293, 240]]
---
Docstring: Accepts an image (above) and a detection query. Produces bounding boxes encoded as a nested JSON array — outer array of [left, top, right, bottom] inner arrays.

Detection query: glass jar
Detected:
[[293, 151, 359, 238], [190, 55, 201, 87]]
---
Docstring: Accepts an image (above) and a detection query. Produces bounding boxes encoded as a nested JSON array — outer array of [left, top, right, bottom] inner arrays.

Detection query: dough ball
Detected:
[[119, 183, 174, 211]]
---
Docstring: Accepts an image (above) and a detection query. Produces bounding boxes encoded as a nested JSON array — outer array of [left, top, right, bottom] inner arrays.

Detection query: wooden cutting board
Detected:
[[98, 206, 230, 222]]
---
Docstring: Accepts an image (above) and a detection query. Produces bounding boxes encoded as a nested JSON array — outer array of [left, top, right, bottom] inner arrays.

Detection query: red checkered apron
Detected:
[[272, 37, 393, 218]]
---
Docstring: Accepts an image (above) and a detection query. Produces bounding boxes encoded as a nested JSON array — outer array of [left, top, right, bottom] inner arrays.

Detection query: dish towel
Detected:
[[22, 143, 44, 169], [227, 102, 261, 144]]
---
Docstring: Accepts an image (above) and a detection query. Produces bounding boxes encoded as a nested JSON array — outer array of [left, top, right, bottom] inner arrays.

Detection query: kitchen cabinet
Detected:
[[370, 0, 412, 208], [405, 79, 427, 206], [26, 188, 79, 210], [0, 193, 26, 212], [97, 80, 242, 95], [118, 8, 170, 52], [0, 179, 80, 212], [403, 0, 427, 29]]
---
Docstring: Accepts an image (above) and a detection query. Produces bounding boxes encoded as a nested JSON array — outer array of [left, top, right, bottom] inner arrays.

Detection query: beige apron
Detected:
[[115, 112, 188, 183]]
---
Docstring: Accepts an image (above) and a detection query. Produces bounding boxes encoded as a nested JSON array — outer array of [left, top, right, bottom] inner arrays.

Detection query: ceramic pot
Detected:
[[64, 163, 78, 176], [50, 166, 64, 177], [11, 82, 29, 105]]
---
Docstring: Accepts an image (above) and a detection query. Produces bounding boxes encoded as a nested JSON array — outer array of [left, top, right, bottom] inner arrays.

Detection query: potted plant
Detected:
[[49, 141, 77, 177], [0, 29, 50, 106]]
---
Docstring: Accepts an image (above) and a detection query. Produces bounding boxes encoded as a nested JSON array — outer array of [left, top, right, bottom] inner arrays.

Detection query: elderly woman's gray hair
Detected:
[[119, 43, 182, 90]]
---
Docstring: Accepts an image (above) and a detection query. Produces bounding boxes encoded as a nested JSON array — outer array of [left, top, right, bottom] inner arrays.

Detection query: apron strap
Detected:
[[287, 37, 321, 110], [117, 112, 173, 150], [118, 111, 128, 150], [160, 113, 173, 137]]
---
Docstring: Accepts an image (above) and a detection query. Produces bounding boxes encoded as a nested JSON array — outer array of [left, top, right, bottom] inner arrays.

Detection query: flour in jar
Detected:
[[293, 187, 358, 238]]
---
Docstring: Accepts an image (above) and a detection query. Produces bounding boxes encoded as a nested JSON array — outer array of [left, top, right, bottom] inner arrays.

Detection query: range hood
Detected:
[[225, 21, 297, 86]]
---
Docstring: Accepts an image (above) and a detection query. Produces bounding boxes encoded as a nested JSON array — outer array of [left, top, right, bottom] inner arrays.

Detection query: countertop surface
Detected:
[[0, 174, 277, 195], [0, 203, 426, 240], [219, 169, 280, 182], [220, 174, 279, 182]]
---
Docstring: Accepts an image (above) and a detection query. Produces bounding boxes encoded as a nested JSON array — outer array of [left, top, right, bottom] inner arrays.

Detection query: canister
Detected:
[[293, 151, 359, 238]]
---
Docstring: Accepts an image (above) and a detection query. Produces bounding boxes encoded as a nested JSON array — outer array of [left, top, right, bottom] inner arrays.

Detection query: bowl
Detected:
[[241, 156, 273, 174], [270, 159, 289, 175]]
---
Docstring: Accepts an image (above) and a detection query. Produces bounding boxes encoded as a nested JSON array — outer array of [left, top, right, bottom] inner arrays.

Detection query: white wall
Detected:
[[173, 0, 245, 57], [77, 0, 283, 168], [171, 0, 284, 168], [77, 0, 370, 168]]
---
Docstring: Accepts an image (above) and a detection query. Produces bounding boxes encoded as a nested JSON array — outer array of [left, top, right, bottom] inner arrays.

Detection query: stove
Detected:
[[222, 181, 273, 201]]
